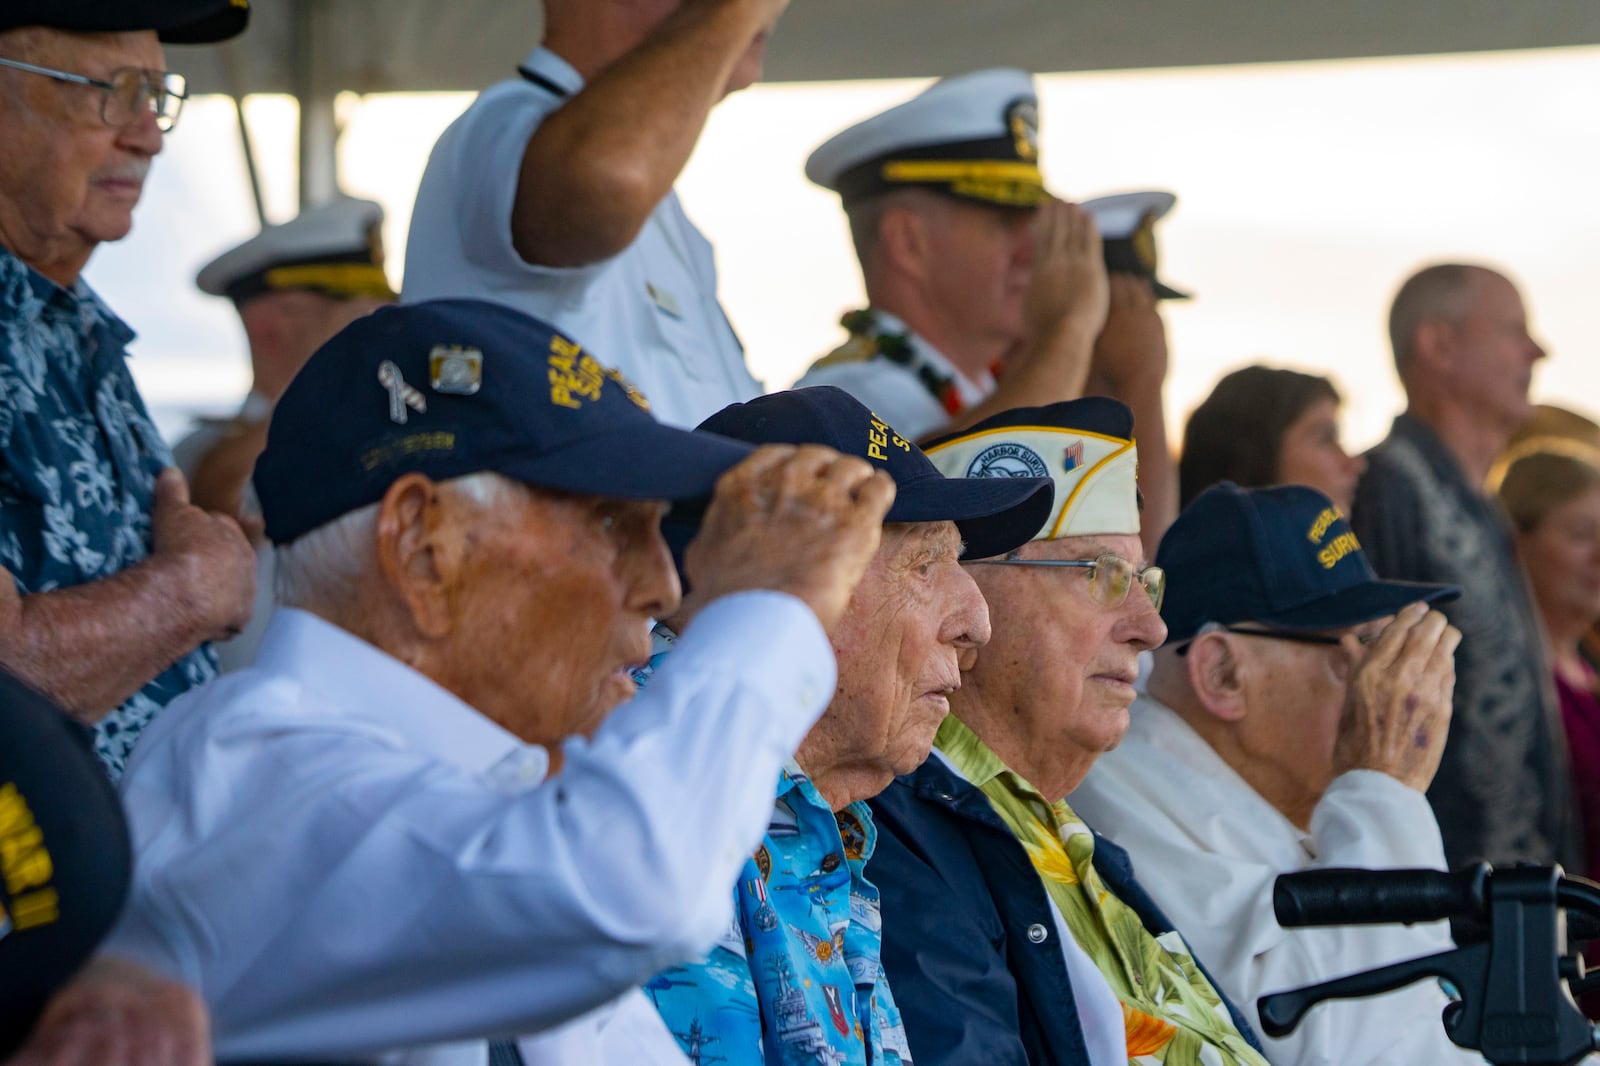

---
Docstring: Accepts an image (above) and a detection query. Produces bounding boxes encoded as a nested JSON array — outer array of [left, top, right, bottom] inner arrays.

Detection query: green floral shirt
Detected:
[[935, 716, 1268, 1066]]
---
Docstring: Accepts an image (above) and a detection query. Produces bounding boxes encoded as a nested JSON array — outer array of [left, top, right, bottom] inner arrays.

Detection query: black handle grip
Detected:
[[1274, 865, 1490, 928]]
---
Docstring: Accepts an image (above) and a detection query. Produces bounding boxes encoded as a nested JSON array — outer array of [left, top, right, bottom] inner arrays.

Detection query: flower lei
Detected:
[[840, 309, 966, 416]]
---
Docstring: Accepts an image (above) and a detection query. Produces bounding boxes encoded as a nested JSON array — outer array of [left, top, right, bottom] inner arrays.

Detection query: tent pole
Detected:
[[292, 0, 340, 209]]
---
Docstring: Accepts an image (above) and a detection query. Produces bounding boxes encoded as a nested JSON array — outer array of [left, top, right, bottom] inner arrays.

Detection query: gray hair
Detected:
[[1387, 263, 1487, 376], [274, 471, 525, 609]]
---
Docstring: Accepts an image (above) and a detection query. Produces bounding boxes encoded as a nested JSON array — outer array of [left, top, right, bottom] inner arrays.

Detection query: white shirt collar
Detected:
[[252, 608, 548, 785]]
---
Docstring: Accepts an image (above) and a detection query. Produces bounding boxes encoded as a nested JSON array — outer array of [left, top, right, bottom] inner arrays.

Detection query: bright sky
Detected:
[[85, 45, 1600, 450]]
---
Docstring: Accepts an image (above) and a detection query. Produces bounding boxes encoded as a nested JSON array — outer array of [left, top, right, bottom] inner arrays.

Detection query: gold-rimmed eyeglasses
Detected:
[[0, 57, 188, 132], [969, 553, 1166, 611]]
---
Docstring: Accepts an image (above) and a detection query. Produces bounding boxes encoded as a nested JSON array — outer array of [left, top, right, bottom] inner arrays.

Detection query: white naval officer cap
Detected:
[[805, 68, 1047, 209], [1081, 189, 1190, 300], [196, 195, 398, 306]]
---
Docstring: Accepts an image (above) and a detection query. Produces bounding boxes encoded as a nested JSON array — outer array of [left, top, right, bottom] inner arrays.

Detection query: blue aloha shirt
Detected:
[[0, 246, 216, 777], [635, 626, 914, 1066]]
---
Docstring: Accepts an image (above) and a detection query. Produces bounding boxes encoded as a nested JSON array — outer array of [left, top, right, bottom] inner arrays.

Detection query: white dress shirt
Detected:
[[107, 593, 834, 1064], [1072, 696, 1481, 1066], [403, 46, 760, 429]]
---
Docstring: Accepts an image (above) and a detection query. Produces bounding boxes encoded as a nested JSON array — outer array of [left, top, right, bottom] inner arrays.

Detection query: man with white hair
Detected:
[[104, 301, 897, 1065]]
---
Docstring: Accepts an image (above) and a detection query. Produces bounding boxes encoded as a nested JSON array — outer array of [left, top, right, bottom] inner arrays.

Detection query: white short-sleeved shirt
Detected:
[[404, 47, 760, 429], [106, 594, 835, 1065], [1071, 697, 1480, 1066], [795, 311, 992, 441]]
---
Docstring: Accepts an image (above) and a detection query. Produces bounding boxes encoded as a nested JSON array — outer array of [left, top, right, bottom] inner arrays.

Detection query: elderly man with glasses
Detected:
[[866, 398, 1270, 1065], [1071, 482, 1474, 1066], [0, 0, 256, 778]]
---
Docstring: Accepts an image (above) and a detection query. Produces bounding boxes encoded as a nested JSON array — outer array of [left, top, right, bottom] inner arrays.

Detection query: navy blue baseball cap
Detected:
[[0, 0, 250, 43], [255, 300, 754, 545], [693, 386, 1053, 560], [0, 670, 131, 1057], [1158, 482, 1459, 645]]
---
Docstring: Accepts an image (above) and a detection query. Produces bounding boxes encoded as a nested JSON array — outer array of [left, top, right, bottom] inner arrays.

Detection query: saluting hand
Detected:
[[1331, 601, 1460, 792]]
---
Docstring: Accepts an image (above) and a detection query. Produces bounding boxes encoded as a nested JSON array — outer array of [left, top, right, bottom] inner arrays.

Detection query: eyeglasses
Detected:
[[969, 553, 1165, 610], [1177, 623, 1378, 655], [0, 57, 188, 132]]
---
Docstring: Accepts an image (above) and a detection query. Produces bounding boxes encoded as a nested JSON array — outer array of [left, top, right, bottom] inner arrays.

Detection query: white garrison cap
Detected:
[[924, 397, 1141, 542], [806, 68, 1047, 209], [196, 195, 396, 304], [1082, 189, 1190, 300]]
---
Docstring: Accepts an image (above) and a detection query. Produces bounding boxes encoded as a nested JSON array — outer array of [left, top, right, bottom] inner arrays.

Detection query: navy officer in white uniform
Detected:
[[796, 68, 1110, 442], [101, 300, 896, 1065], [404, 0, 786, 428]]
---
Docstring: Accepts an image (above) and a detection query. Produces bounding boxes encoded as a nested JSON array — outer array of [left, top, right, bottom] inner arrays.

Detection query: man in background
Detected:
[[1351, 262, 1575, 868], [178, 194, 396, 668], [0, 0, 256, 775]]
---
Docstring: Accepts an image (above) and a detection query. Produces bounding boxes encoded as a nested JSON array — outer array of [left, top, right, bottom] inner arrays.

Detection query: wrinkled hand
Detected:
[[684, 445, 894, 631], [1019, 200, 1108, 354], [1331, 602, 1460, 791], [1085, 272, 1168, 398], [149, 468, 256, 642], [5, 957, 209, 1066]]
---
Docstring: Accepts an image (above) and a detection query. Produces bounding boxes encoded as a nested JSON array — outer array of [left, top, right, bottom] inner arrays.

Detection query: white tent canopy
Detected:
[[171, 0, 1600, 95]]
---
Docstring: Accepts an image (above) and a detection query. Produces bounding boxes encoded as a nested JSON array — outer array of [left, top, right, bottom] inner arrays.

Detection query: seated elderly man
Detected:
[[1072, 482, 1471, 1065], [102, 301, 905, 1065], [869, 398, 1268, 1065], [645, 387, 1054, 1066]]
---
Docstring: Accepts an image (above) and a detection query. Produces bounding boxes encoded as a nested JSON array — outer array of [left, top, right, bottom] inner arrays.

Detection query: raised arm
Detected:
[[0, 469, 255, 721], [514, 0, 788, 267]]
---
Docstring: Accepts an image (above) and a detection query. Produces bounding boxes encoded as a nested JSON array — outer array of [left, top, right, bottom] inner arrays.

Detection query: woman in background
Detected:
[[1179, 365, 1365, 512], [1497, 442, 1600, 890]]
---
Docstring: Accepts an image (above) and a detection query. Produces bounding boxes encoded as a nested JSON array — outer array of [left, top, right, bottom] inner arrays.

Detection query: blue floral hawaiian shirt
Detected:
[[0, 247, 216, 777], [637, 625, 913, 1066]]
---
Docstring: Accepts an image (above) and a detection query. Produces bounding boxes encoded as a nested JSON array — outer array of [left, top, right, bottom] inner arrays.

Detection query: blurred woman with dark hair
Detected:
[[1180, 365, 1365, 512]]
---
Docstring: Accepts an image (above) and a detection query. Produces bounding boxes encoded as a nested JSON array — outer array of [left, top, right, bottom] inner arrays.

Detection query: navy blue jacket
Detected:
[[868, 757, 1264, 1065]]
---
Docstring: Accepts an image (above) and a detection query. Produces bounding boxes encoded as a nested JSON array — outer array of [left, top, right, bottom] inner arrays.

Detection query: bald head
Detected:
[[1387, 263, 1497, 377]]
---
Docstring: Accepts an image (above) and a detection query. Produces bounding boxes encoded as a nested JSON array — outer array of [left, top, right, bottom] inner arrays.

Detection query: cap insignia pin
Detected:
[[429, 345, 483, 395]]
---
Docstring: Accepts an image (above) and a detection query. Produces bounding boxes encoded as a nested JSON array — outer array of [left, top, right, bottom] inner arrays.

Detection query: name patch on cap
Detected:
[[967, 441, 1048, 479], [1306, 506, 1362, 569], [361, 431, 458, 473], [867, 412, 911, 462]]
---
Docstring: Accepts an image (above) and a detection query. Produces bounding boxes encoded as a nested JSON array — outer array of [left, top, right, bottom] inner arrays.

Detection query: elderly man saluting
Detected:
[[1072, 482, 1471, 1065], [0, 0, 256, 775], [644, 387, 1053, 1065], [104, 301, 900, 1065], [871, 398, 1268, 1065]]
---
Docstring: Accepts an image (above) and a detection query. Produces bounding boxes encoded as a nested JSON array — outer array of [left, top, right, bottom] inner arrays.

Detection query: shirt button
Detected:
[[820, 854, 841, 873], [1027, 923, 1049, 944]]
